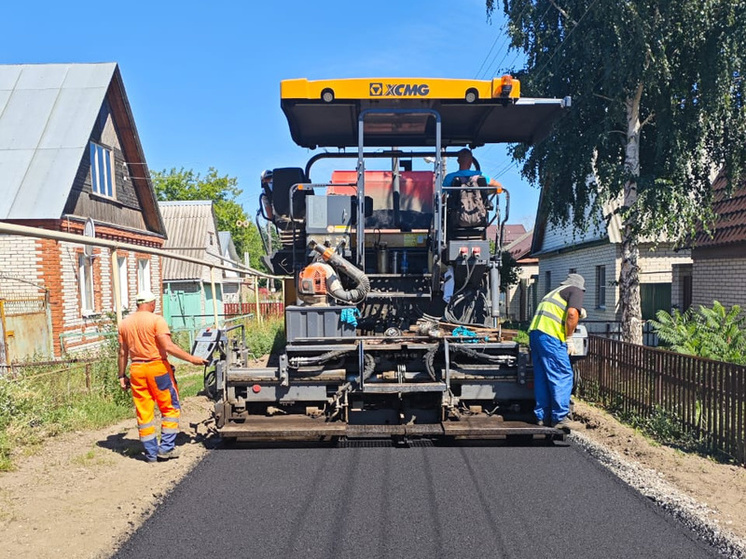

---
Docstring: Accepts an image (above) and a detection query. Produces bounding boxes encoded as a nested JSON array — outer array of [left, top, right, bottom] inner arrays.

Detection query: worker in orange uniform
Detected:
[[117, 291, 208, 463]]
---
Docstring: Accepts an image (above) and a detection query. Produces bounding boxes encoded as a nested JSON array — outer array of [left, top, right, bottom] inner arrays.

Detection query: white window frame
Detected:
[[90, 142, 115, 198], [78, 253, 95, 315], [117, 256, 129, 309], [137, 258, 151, 294]]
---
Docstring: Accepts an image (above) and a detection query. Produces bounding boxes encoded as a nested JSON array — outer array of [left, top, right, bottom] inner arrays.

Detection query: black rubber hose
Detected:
[[309, 241, 371, 303], [288, 349, 353, 369]]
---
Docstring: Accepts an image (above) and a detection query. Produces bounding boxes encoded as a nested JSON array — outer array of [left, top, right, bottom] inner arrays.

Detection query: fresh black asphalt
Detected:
[[114, 440, 718, 559]]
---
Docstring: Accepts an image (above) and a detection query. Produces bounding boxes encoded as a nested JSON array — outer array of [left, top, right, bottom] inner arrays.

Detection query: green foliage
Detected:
[[512, 329, 529, 345], [619, 406, 697, 449], [499, 251, 521, 292], [488, 0, 746, 241], [651, 301, 746, 364], [0, 352, 207, 470], [488, 0, 746, 343], [151, 167, 268, 272], [243, 317, 286, 358], [174, 371, 204, 399]]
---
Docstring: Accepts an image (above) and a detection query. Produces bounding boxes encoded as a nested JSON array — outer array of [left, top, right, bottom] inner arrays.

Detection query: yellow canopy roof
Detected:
[[280, 77, 569, 149]]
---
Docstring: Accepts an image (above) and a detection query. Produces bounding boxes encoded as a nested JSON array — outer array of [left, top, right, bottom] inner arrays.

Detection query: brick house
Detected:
[[0, 63, 166, 363], [531, 195, 691, 341], [674, 174, 746, 312], [159, 201, 224, 329]]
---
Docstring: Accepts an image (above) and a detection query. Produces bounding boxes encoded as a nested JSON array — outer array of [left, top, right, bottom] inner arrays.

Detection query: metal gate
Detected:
[[0, 297, 52, 365], [164, 285, 204, 329]]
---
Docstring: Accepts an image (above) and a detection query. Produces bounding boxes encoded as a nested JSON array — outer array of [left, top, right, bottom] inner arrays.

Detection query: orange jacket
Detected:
[[117, 311, 171, 362]]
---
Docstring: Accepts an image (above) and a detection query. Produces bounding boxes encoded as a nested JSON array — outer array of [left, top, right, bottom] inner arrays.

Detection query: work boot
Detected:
[[157, 448, 180, 461], [553, 418, 572, 434]]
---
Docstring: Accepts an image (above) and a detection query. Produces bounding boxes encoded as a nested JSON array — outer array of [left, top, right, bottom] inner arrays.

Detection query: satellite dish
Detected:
[[83, 218, 95, 257]]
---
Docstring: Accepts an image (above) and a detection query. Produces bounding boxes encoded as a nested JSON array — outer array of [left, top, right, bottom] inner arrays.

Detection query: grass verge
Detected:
[[0, 346, 208, 471]]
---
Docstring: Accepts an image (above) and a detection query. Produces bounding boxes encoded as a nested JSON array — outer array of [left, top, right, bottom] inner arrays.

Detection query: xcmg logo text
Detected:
[[370, 83, 430, 97]]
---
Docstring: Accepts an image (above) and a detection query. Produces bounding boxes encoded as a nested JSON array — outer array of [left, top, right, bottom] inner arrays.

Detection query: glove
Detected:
[[567, 342, 576, 356]]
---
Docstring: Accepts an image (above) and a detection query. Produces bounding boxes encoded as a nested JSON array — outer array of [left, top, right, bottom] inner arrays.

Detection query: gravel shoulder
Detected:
[[0, 396, 744, 559]]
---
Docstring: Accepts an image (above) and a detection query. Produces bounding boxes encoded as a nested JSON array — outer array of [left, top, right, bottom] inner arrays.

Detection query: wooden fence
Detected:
[[575, 335, 746, 465], [223, 301, 284, 317]]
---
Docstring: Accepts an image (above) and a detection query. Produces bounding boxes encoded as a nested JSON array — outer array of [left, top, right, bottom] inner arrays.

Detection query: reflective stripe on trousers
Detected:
[[130, 360, 180, 460], [529, 329, 573, 424]]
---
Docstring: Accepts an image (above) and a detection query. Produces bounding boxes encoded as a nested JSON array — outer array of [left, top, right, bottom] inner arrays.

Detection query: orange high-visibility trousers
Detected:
[[129, 360, 180, 461]]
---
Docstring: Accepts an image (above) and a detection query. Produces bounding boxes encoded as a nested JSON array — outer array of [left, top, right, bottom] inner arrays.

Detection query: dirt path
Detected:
[[0, 397, 744, 559]]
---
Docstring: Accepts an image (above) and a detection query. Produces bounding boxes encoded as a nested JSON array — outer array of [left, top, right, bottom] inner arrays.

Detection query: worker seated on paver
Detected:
[[444, 148, 501, 234]]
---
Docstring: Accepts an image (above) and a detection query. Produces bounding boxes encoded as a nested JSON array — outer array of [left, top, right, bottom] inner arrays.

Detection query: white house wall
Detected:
[[541, 201, 608, 252], [538, 244, 691, 330], [538, 243, 619, 322], [0, 235, 42, 298]]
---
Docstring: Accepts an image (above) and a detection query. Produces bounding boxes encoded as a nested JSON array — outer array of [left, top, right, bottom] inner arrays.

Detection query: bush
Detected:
[[650, 301, 746, 364], [512, 330, 529, 346], [243, 316, 285, 358]]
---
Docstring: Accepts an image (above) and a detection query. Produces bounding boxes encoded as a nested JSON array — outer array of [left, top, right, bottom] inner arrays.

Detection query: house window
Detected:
[[137, 258, 151, 293], [78, 253, 95, 315], [545, 270, 552, 294], [568, 268, 577, 274], [90, 142, 115, 198], [595, 265, 606, 309], [117, 256, 129, 309]]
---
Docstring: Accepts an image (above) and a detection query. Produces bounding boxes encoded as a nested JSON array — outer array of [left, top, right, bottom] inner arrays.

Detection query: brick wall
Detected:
[[671, 263, 692, 311], [1, 220, 165, 357], [0, 236, 44, 298], [692, 257, 746, 310], [638, 247, 692, 283]]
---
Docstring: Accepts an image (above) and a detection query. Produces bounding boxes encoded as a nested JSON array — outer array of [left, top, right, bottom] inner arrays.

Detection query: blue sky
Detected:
[[2, 0, 541, 227]]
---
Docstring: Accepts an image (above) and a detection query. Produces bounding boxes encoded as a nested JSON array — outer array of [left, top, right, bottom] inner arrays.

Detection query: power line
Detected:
[[483, 3, 553, 78], [474, 33, 503, 79]]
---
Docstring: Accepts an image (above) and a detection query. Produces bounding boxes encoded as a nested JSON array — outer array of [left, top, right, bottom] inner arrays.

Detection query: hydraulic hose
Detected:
[[288, 349, 353, 368], [308, 241, 370, 303]]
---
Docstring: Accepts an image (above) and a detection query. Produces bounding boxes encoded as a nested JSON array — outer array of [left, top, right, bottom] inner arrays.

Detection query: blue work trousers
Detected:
[[529, 330, 573, 424]]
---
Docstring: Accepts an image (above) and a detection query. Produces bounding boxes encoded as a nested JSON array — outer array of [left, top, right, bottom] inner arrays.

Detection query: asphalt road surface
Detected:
[[114, 440, 718, 559]]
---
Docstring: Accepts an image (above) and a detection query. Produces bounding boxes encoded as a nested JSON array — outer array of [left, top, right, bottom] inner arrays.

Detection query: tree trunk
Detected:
[[620, 85, 643, 345]]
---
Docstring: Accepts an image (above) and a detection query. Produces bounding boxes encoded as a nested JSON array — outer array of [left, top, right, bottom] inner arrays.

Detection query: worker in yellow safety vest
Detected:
[[117, 291, 208, 463], [528, 273, 585, 433]]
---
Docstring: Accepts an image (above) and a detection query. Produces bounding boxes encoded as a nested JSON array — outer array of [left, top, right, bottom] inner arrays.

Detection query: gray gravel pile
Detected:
[[571, 431, 746, 559]]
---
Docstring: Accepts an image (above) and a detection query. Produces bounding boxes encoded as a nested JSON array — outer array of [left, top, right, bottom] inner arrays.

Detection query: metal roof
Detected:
[[505, 229, 536, 261], [0, 63, 117, 219], [159, 201, 223, 282], [218, 231, 240, 262]]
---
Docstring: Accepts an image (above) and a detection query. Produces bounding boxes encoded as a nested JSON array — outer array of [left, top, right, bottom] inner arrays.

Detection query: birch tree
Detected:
[[487, 0, 746, 343]]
